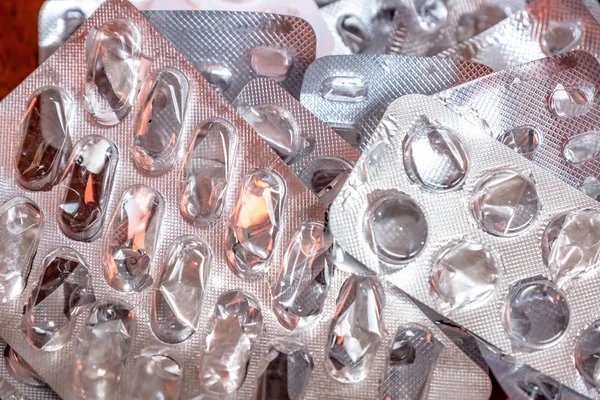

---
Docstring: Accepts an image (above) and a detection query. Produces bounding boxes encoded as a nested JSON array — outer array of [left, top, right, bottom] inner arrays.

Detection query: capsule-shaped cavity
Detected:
[[326, 275, 385, 383], [180, 119, 236, 226], [563, 131, 600, 165], [196, 63, 233, 93], [22, 247, 95, 351], [84, 19, 142, 125], [379, 326, 444, 400], [548, 83, 594, 118], [321, 76, 368, 103], [15, 87, 72, 191], [471, 169, 539, 237], [403, 123, 469, 192], [0, 197, 44, 302], [541, 21, 582, 56], [498, 126, 541, 160], [240, 104, 301, 163], [58, 135, 118, 241], [430, 240, 498, 310], [198, 290, 263, 394], [129, 347, 183, 400], [299, 157, 353, 206], [5, 346, 47, 388], [574, 320, 600, 388], [151, 236, 212, 344], [132, 68, 189, 174], [255, 338, 314, 400], [273, 222, 333, 331], [72, 301, 136, 399], [103, 185, 164, 292], [249, 46, 293, 82], [227, 169, 286, 278], [336, 14, 370, 53], [541, 210, 600, 287], [413, 0, 448, 33], [502, 279, 570, 350]]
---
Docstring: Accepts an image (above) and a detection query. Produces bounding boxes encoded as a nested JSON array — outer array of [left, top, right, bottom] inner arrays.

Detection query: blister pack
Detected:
[[329, 93, 600, 397], [0, 0, 492, 399], [386, 0, 525, 56], [437, 0, 600, 70], [434, 50, 600, 200], [299, 54, 492, 152]]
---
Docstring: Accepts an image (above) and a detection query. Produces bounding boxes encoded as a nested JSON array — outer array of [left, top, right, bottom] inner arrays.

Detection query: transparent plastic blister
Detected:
[[437, 0, 600, 70], [386, 0, 526, 57], [144, 10, 317, 101], [299, 54, 492, 152], [328, 93, 600, 396]]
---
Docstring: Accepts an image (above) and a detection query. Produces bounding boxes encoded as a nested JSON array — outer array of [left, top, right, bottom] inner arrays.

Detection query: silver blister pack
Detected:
[[438, 0, 600, 70], [386, 0, 526, 56], [329, 93, 600, 397], [299, 54, 492, 152]]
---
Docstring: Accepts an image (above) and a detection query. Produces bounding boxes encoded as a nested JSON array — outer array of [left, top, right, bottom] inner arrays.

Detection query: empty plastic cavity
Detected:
[[502, 279, 570, 350], [249, 46, 293, 82], [321, 76, 368, 102], [58, 135, 118, 241], [580, 176, 600, 201], [103, 185, 164, 292], [413, 0, 448, 33], [226, 169, 286, 278], [196, 63, 233, 93], [563, 131, 600, 165], [299, 156, 353, 205], [0, 197, 44, 302], [541, 21, 582, 56], [548, 83, 594, 118], [15, 86, 72, 191], [129, 348, 183, 400], [497, 126, 540, 160], [364, 191, 427, 265], [180, 119, 236, 226], [471, 169, 539, 237], [336, 14, 370, 53], [5, 346, 47, 388], [84, 19, 143, 125], [132, 68, 189, 174], [151, 236, 211, 344], [574, 320, 600, 388]]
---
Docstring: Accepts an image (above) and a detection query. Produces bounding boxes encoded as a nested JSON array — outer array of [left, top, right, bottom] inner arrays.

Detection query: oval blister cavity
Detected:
[[548, 83, 594, 118], [72, 301, 136, 399], [180, 119, 235, 226], [16, 87, 72, 191], [227, 169, 286, 278], [151, 236, 211, 344], [430, 240, 498, 310], [364, 192, 427, 265], [413, 0, 448, 33], [132, 68, 189, 174], [541, 21, 582, 56], [273, 222, 333, 331], [197, 63, 233, 93], [240, 104, 301, 162], [255, 338, 314, 400], [103, 185, 164, 292], [337, 14, 370, 53], [5, 346, 47, 388], [299, 156, 353, 205], [563, 131, 600, 165], [0, 197, 44, 302], [541, 210, 600, 287], [84, 19, 142, 125], [22, 247, 95, 351], [326, 275, 385, 383], [471, 169, 539, 237], [574, 320, 600, 388], [580, 176, 600, 201], [321, 76, 368, 102], [498, 126, 540, 160], [58, 135, 118, 242], [403, 125, 469, 191], [249, 46, 292, 82], [502, 280, 570, 350], [129, 349, 183, 400], [198, 290, 263, 394]]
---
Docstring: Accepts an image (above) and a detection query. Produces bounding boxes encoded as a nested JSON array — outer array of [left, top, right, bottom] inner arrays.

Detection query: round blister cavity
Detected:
[[574, 321, 600, 388], [541, 21, 582, 56], [430, 240, 497, 309], [502, 280, 570, 350], [403, 125, 469, 191], [497, 126, 540, 159], [365, 192, 427, 265], [471, 170, 539, 237]]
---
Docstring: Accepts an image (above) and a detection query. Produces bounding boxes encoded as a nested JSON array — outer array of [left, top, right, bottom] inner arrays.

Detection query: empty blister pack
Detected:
[[329, 93, 600, 397], [299, 54, 492, 151], [234, 78, 361, 205], [434, 50, 600, 199], [438, 0, 600, 70]]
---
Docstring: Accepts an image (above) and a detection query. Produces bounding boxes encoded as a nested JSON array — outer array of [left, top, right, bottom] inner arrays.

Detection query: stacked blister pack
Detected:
[[3, 0, 600, 399]]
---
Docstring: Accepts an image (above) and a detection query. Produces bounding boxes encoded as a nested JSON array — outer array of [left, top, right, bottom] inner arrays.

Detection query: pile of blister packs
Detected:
[[2, 0, 600, 398]]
